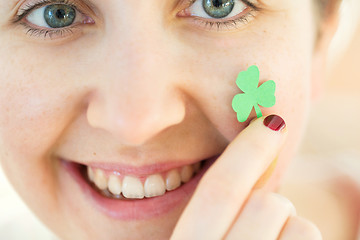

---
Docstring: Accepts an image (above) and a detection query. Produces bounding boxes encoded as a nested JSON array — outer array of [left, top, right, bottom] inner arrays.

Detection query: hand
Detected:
[[170, 115, 322, 240]]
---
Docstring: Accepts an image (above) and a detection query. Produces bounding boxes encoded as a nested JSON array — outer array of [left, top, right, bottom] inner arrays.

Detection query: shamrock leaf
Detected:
[[232, 65, 276, 123]]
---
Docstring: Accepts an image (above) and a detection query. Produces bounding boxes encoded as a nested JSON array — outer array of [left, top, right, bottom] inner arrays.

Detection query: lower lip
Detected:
[[62, 157, 217, 221]]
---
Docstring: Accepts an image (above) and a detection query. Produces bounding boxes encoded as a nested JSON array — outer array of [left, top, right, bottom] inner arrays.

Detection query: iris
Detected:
[[44, 4, 76, 28], [202, 0, 235, 18]]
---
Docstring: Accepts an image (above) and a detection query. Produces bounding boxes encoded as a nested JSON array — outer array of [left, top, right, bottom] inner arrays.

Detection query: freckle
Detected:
[[93, 152, 96, 156]]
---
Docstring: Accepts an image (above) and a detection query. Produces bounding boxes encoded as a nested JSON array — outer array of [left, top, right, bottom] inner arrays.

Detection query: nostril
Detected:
[[86, 94, 186, 146]]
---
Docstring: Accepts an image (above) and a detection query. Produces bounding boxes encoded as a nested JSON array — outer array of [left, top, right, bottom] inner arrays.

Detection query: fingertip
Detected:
[[279, 216, 323, 240], [249, 117, 258, 125]]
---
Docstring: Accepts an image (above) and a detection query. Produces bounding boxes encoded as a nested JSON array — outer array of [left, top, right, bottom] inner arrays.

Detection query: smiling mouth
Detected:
[[77, 159, 208, 200], [61, 156, 217, 220]]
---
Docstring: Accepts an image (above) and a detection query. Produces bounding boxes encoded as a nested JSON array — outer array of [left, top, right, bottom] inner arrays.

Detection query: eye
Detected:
[[26, 4, 85, 29], [189, 0, 248, 19]]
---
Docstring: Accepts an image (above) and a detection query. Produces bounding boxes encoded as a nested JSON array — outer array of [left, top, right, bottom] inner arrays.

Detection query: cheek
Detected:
[[178, 48, 312, 143], [0, 73, 67, 160], [0, 39, 91, 160], [0, 45, 83, 215], [176, 1, 315, 141]]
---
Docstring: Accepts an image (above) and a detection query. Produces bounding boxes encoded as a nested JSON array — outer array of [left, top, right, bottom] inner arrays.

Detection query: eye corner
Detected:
[[176, 8, 191, 18], [81, 15, 96, 25], [11, 7, 32, 25]]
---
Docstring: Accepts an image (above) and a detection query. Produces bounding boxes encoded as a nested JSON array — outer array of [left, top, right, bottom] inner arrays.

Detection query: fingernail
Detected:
[[263, 115, 286, 131]]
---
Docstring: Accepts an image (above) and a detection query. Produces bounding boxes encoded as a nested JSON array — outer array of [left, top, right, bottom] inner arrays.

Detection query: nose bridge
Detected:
[[86, 25, 185, 145], [105, 16, 168, 90], [106, 25, 173, 118]]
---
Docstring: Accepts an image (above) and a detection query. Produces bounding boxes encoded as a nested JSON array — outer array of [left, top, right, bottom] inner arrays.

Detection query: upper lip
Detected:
[[59, 154, 218, 177]]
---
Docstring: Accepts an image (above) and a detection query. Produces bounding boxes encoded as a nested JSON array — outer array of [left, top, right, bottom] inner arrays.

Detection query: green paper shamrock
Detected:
[[232, 65, 276, 123]]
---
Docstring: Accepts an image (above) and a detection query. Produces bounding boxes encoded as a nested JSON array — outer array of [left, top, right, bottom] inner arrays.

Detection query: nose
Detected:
[[86, 28, 186, 146]]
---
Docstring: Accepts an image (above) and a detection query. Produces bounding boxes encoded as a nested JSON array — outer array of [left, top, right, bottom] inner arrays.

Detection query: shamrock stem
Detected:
[[254, 104, 263, 118]]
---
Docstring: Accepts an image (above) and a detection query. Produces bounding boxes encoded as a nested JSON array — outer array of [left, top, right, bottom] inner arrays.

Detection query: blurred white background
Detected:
[[299, 6, 360, 172]]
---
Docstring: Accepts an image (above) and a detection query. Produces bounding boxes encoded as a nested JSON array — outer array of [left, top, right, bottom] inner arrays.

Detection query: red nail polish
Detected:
[[263, 115, 286, 131]]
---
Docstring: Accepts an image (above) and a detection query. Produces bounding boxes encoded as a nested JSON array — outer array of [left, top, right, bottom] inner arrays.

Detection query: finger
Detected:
[[278, 216, 322, 240], [171, 115, 287, 240], [225, 190, 296, 240]]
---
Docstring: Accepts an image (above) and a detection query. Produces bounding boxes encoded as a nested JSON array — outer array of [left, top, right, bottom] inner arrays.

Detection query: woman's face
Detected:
[[0, 0, 320, 239]]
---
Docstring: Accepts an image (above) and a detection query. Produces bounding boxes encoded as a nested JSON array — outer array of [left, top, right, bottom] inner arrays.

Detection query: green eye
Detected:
[[202, 0, 235, 18], [44, 4, 76, 28]]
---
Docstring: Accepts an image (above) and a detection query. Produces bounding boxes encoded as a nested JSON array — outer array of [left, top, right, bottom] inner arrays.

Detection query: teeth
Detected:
[[87, 167, 94, 182], [165, 169, 181, 191], [122, 176, 145, 199], [180, 165, 194, 183], [86, 161, 203, 199], [94, 169, 107, 190], [144, 174, 166, 198], [108, 175, 122, 195]]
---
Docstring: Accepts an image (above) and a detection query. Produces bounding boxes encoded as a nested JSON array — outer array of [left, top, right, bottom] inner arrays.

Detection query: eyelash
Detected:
[[13, 0, 259, 39], [183, 0, 259, 31], [13, 0, 86, 39], [193, 11, 256, 31]]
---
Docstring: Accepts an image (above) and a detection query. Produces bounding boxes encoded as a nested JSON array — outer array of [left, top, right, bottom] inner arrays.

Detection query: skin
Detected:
[[0, 0, 339, 239]]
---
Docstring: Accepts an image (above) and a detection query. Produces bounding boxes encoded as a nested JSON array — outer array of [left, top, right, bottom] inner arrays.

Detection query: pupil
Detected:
[[203, 0, 235, 19], [44, 4, 76, 28], [56, 9, 66, 19], [213, 0, 221, 7]]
